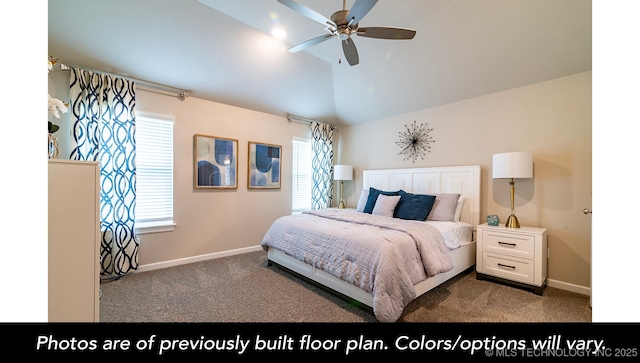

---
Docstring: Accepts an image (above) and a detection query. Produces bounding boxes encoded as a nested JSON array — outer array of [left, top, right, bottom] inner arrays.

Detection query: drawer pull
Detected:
[[498, 241, 517, 247], [498, 263, 516, 270]]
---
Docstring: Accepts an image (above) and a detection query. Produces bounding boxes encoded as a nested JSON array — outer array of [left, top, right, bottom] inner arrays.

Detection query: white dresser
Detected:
[[476, 223, 548, 295], [48, 160, 100, 322]]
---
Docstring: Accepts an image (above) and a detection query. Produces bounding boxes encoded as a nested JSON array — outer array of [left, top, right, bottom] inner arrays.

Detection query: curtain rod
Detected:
[[59, 63, 189, 101], [287, 113, 336, 128]]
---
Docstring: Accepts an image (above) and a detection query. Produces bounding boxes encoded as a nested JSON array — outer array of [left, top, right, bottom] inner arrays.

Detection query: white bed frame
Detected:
[[267, 165, 482, 309]]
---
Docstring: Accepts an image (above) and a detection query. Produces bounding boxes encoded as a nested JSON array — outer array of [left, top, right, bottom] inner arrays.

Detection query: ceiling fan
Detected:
[[278, 0, 416, 66]]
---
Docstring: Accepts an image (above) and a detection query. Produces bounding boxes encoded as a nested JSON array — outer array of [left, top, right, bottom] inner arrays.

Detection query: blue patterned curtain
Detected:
[[69, 68, 138, 277], [311, 121, 334, 209]]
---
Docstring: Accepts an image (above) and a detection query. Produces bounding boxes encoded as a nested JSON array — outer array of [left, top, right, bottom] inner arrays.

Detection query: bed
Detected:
[[261, 165, 481, 322]]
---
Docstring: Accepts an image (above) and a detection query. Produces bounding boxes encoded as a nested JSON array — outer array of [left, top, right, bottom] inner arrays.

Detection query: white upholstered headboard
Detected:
[[362, 165, 481, 227]]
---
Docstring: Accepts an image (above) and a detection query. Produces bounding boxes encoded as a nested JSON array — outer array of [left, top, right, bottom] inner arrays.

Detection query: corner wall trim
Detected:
[[546, 278, 591, 297]]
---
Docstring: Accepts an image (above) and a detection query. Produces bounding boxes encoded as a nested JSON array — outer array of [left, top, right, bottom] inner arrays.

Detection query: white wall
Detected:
[[135, 92, 312, 266], [48, 69, 311, 266], [337, 71, 592, 291], [48, 69, 591, 291]]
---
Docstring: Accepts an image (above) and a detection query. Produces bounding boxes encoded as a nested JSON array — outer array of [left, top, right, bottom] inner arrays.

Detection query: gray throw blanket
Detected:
[[261, 209, 453, 322]]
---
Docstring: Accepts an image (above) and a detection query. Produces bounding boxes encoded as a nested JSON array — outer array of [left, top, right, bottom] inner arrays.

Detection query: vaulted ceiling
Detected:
[[48, 0, 592, 126]]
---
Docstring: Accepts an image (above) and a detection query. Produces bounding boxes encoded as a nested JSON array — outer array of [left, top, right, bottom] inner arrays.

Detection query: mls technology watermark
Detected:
[[488, 347, 639, 358], [482, 334, 638, 359], [491, 347, 614, 358]]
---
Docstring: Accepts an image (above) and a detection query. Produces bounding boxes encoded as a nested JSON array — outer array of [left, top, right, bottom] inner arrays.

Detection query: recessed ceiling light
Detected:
[[271, 27, 287, 40]]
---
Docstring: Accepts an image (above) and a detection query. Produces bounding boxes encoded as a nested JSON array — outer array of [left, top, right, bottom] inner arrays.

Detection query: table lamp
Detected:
[[333, 165, 353, 209], [492, 152, 533, 228]]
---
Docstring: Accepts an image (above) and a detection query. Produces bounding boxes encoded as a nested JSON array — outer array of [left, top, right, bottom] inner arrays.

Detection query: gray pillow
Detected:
[[356, 189, 369, 212], [426, 193, 461, 221], [371, 194, 401, 217], [363, 187, 400, 214]]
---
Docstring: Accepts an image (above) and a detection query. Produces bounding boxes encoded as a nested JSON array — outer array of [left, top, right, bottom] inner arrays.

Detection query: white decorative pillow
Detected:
[[356, 189, 369, 212], [371, 194, 401, 217], [426, 193, 461, 222], [454, 196, 466, 221]]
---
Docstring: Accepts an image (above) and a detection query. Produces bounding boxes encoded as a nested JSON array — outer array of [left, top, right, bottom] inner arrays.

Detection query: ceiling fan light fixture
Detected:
[[270, 27, 287, 40], [337, 28, 351, 40]]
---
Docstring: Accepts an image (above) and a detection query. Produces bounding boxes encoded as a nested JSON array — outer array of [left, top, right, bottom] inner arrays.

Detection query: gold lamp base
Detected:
[[504, 178, 521, 228], [505, 214, 520, 228], [338, 200, 345, 209]]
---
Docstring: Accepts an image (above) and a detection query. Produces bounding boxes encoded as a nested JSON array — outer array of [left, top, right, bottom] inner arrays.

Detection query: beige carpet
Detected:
[[99, 250, 591, 323]]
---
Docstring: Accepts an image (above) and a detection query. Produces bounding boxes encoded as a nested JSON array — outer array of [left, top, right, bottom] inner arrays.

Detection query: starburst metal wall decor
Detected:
[[396, 121, 435, 163]]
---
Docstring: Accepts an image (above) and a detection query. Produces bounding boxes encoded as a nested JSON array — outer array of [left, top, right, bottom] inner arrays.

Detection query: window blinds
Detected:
[[291, 138, 312, 213], [135, 112, 175, 227]]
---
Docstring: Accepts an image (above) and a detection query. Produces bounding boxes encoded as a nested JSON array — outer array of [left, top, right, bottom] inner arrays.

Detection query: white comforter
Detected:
[[260, 209, 454, 322]]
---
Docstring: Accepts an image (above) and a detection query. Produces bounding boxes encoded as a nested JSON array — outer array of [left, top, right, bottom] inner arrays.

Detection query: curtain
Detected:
[[310, 121, 335, 209], [69, 68, 139, 277]]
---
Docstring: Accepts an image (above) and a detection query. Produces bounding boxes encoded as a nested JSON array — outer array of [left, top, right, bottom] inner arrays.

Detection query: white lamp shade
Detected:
[[333, 165, 353, 181], [492, 152, 533, 179]]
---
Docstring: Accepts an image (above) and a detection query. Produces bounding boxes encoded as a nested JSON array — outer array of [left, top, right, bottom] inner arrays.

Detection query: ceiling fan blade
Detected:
[[277, 0, 336, 27], [341, 38, 359, 66], [288, 34, 335, 53], [356, 27, 417, 40], [346, 0, 378, 26]]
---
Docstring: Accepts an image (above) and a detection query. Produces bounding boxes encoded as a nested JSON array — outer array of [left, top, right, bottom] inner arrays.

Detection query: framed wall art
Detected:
[[193, 134, 238, 189], [248, 141, 281, 189]]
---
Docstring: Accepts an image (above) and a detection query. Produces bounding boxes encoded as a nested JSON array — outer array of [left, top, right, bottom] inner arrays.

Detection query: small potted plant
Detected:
[[48, 56, 68, 158], [48, 94, 67, 159]]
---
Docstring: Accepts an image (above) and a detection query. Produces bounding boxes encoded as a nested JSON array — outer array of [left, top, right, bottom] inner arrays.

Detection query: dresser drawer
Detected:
[[482, 230, 535, 259], [482, 252, 534, 284]]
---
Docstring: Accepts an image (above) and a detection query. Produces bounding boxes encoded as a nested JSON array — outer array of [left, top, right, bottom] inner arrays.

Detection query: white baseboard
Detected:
[[135, 245, 264, 273], [547, 278, 591, 297], [134, 246, 592, 299]]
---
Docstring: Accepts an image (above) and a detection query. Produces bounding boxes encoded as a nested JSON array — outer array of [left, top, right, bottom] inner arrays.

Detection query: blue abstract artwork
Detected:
[[194, 134, 238, 189], [248, 142, 281, 189]]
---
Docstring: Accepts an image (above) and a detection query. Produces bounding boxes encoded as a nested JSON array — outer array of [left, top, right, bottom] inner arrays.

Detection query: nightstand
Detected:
[[476, 223, 548, 295]]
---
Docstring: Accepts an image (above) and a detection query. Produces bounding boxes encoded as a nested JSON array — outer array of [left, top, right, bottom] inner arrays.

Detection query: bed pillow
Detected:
[[355, 189, 369, 212], [394, 190, 437, 221], [371, 194, 401, 217], [426, 193, 461, 221], [454, 196, 466, 221], [363, 187, 400, 214]]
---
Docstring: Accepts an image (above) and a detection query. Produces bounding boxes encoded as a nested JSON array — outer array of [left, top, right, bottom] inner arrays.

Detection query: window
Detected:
[[291, 138, 311, 213], [135, 111, 175, 234]]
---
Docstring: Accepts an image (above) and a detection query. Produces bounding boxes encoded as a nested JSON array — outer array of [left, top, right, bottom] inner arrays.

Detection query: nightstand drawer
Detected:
[[482, 230, 535, 259], [482, 252, 534, 284]]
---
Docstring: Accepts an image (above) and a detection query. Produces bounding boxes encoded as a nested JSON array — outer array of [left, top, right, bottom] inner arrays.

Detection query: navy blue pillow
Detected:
[[363, 187, 400, 214], [394, 190, 437, 221]]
